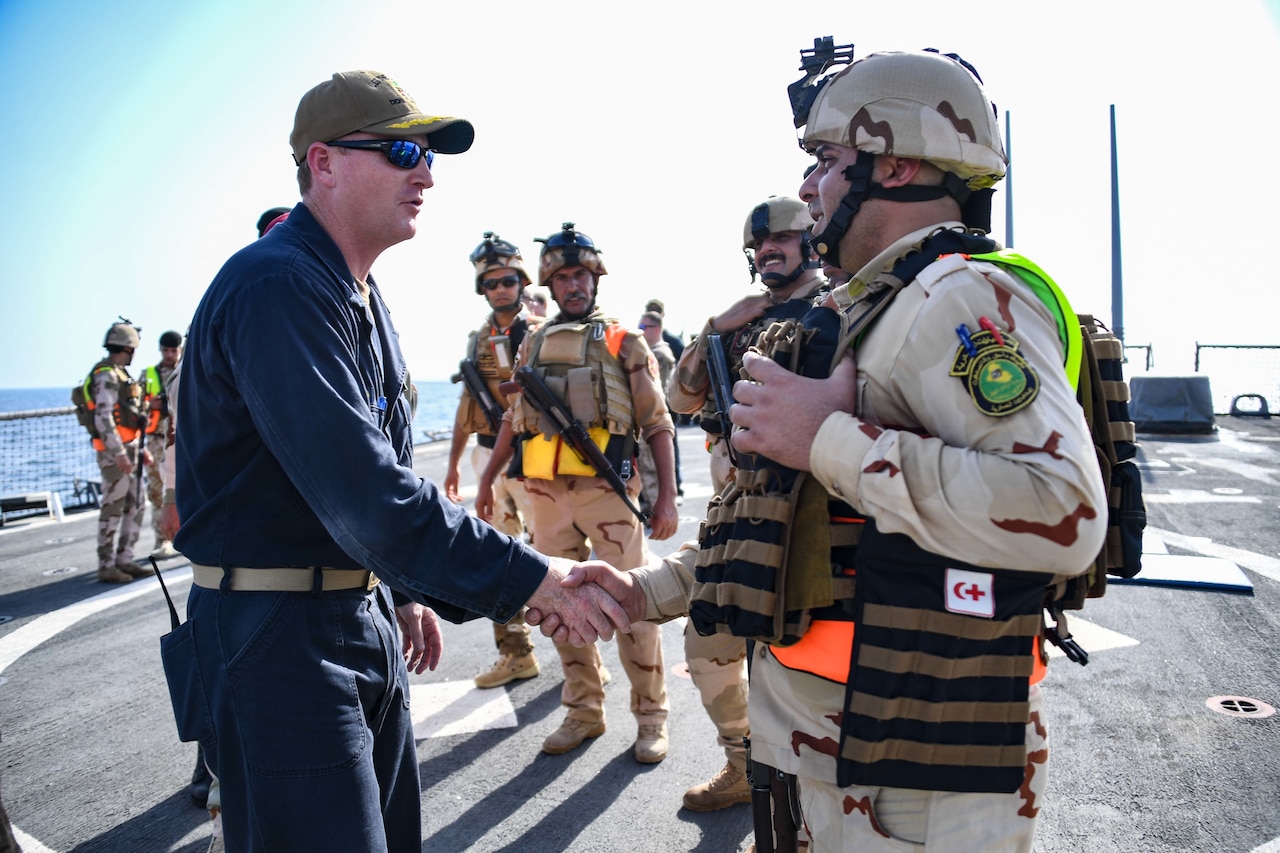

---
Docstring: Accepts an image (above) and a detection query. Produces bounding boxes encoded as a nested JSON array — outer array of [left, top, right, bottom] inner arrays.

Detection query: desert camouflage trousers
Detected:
[[145, 433, 167, 542], [472, 444, 535, 656], [96, 446, 144, 571], [687, 437, 751, 759], [685, 622, 749, 762], [792, 684, 1048, 853], [526, 474, 668, 726]]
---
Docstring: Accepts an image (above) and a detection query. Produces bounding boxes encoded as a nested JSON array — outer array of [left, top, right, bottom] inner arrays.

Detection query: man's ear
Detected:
[[307, 142, 339, 188], [875, 156, 925, 189]]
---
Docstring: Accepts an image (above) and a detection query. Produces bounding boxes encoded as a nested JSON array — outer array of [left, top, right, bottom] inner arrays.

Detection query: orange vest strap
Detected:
[[604, 323, 626, 359]]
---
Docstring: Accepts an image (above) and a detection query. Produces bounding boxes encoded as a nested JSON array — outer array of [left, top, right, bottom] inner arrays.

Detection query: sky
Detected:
[[2, 0, 1278, 390]]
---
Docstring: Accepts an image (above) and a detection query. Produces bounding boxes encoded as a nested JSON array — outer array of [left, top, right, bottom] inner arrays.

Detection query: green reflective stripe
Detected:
[[84, 364, 114, 407], [969, 250, 1083, 392], [144, 365, 161, 397]]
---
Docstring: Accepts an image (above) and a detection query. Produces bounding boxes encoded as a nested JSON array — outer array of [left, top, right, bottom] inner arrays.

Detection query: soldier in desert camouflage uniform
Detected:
[[635, 310, 674, 516], [662, 195, 828, 813], [541, 49, 1109, 853], [142, 330, 183, 560], [445, 232, 545, 690], [85, 321, 152, 583], [477, 223, 677, 763]]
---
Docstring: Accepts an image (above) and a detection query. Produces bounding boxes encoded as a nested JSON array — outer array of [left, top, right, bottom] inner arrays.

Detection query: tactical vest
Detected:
[[513, 318, 635, 479], [691, 228, 1068, 793], [74, 359, 146, 449], [698, 289, 824, 439], [459, 316, 531, 437], [835, 520, 1050, 793]]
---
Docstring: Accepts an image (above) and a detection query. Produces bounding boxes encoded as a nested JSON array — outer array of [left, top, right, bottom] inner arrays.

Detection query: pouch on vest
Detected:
[[71, 376, 100, 439], [837, 519, 1048, 793]]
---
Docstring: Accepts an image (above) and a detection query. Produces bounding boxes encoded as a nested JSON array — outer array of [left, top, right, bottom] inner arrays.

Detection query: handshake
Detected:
[[524, 557, 648, 647]]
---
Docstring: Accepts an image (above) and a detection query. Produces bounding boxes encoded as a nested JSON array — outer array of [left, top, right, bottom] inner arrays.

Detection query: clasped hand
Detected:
[[525, 558, 647, 646]]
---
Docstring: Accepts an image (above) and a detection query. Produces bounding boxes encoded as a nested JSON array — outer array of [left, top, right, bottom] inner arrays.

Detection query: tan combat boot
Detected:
[[634, 721, 669, 764], [542, 716, 606, 755], [97, 566, 134, 584], [118, 560, 153, 579], [474, 652, 539, 689], [682, 756, 751, 811]]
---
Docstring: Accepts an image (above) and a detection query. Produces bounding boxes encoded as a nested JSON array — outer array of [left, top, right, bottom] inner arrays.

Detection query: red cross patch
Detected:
[[945, 568, 995, 618]]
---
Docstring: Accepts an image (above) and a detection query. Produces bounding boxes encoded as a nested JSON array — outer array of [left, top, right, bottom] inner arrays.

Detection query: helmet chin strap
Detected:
[[810, 150, 877, 269], [761, 265, 806, 291], [751, 234, 822, 288], [811, 150, 991, 268]]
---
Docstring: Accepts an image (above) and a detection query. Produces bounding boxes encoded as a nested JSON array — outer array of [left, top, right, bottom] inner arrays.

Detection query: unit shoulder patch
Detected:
[[949, 329, 1039, 416]]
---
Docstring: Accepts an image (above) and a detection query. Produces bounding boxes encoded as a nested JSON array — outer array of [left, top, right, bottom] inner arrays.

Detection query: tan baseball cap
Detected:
[[290, 70, 475, 165]]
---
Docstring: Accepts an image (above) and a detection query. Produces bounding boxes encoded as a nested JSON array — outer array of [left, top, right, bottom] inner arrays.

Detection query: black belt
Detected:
[[476, 433, 498, 449]]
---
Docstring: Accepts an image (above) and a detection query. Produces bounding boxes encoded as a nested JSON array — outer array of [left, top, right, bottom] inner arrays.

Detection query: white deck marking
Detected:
[[1149, 526, 1280, 584], [1044, 615, 1140, 659], [0, 567, 191, 677], [409, 681, 518, 738], [1145, 490, 1262, 504], [11, 827, 55, 853]]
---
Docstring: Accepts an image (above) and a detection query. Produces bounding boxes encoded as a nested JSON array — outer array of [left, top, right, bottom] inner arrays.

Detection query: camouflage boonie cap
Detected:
[[803, 50, 1006, 183], [743, 196, 815, 250]]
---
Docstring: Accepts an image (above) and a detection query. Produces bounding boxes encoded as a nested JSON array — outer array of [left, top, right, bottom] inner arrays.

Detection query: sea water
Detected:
[[0, 381, 462, 501]]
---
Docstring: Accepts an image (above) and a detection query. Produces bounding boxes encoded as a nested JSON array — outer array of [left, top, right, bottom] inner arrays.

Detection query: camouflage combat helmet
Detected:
[[103, 319, 140, 350], [469, 231, 530, 295], [789, 44, 1006, 267], [742, 196, 814, 250], [535, 222, 607, 288], [741, 196, 819, 285]]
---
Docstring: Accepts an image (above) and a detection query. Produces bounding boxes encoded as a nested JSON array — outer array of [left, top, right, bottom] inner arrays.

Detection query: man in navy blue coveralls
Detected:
[[173, 70, 630, 853]]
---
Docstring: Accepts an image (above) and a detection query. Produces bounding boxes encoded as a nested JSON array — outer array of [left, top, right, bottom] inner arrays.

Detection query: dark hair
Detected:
[[257, 207, 292, 237]]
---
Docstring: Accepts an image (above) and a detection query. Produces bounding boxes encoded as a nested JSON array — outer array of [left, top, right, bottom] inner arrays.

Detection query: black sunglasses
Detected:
[[325, 139, 434, 170], [480, 275, 522, 291]]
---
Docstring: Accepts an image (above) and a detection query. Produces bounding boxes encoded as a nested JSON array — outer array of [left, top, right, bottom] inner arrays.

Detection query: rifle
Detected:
[[704, 334, 752, 470], [451, 358, 504, 434], [746, 744, 799, 853], [507, 366, 650, 525]]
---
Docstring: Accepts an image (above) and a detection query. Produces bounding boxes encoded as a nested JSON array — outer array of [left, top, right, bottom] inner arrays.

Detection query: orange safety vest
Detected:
[[86, 364, 146, 451]]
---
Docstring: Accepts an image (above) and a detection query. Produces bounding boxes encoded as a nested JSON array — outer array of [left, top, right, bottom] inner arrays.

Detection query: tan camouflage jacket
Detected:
[[91, 363, 137, 457], [813, 223, 1107, 575], [633, 223, 1107, 785]]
